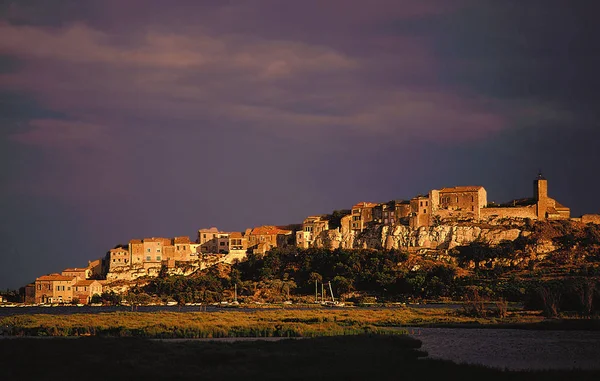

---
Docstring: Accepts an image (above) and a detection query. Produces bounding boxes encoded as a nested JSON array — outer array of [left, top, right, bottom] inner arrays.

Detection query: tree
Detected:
[[332, 276, 354, 298]]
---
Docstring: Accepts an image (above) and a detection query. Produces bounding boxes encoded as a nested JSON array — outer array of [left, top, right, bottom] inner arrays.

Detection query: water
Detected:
[[406, 327, 600, 370]]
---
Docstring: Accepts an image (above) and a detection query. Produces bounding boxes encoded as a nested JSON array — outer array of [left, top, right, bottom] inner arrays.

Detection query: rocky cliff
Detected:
[[315, 222, 530, 252]]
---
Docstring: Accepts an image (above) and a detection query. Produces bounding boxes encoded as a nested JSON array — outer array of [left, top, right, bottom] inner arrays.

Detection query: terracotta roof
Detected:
[[173, 236, 191, 244], [109, 248, 128, 253], [129, 239, 142, 244], [352, 202, 378, 209], [250, 225, 292, 235], [37, 274, 75, 282], [198, 227, 221, 233], [229, 232, 244, 238], [75, 280, 100, 286], [63, 268, 88, 272], [439, 186, 484, 193], [144, 237, 169, 243]]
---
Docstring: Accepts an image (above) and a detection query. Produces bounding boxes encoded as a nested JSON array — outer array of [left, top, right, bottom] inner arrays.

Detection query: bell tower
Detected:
[[534, 172, 548, 219]]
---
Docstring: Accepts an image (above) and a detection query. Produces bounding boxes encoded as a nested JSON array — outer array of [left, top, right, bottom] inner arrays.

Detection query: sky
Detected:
[[1, 0, 599, 289]]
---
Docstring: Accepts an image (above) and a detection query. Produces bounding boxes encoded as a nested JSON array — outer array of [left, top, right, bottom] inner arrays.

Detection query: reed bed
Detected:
[[0, 307, 544, 338]]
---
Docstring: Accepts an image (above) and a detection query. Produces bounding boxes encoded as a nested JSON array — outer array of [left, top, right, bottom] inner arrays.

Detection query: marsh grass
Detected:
[[1, 308, 545, 338]]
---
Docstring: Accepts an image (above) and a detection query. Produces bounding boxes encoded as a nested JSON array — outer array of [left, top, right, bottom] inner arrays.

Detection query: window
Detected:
[[157, 248, 161, 252], [471, 196, 474, 202], [147, 248, 151, 252], [156, 256, 161, 261], [471, 206, 474, 211], [37, 284, 41, 290], [420, 201, 423, 207], [177, 245, 180, 250], [426, 201, 428, 206], [219, 242, 225, 246], [423, 209, 427, 214], [146, 256, 151, 261], [203, 234, 206, 239]]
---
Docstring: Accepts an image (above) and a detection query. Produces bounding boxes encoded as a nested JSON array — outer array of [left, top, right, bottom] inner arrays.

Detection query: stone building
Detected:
[[373, 200, 411, 225], [198, 228, 231, 254], [533, 174, 570, 220], [105, 247, 130, 271], [168, 236, 194, 261], [351, 202, 377, 233], [228, 232, 248, 254], [247, 225, 292, 255], [480, 174, 570, 222], [129, 239, 144, 265], [61, 267, 91, 280], [87, 259, 103, 278], [72, 280, 103, 304], [296, 216, 329, 248], [34, 274, 77, 304], [409, 195, 431, 228]]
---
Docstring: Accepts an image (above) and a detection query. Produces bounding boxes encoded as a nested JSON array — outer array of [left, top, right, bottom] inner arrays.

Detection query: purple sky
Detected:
[[1, 0, 599, 289]]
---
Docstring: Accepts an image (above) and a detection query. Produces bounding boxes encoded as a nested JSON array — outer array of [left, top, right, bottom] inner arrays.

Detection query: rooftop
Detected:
[[250, 225, 292, 235], [74, 280, 100, 286], [37, 274, 75, 282], [352, 202, 378, 209], [173, 236, 191, 244], [439, 186, 484, 193]]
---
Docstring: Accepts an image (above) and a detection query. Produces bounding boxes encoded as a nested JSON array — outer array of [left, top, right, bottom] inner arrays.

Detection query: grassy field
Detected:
[[0, 307, 550, 338], [2, 334, 599, 380]]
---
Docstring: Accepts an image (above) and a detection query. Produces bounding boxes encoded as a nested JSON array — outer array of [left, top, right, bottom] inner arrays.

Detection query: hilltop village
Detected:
[[26, 174, 600, 305]]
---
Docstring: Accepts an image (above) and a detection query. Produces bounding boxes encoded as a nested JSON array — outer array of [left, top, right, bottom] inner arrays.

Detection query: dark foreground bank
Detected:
[[1, 335, 599, 381]]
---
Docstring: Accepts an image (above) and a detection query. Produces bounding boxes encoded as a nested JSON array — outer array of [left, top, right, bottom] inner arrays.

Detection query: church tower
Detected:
[[534, 172, 548, 220]]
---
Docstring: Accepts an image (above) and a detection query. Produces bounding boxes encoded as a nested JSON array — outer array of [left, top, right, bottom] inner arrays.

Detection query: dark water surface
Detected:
[[406, 327, 600, 370]]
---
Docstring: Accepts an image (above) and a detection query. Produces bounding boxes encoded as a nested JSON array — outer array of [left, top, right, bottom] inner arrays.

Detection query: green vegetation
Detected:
[[2, 335, 599, 381]]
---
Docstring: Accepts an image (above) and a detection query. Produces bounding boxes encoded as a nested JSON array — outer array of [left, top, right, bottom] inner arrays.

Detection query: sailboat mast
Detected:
[[328, 281, 335, 303]]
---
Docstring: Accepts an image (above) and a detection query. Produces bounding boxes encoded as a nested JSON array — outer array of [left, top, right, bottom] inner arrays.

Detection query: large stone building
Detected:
[[480, 174, 570, 223], [350, 202, 377, 233], [296, 216, 329, 248], [373, 200, 411, 226], [72, 280, 103, 304], [198, 228, 231, 254], [61, 267, 91, 280], [247, 225, 293, 254], [34, 274, 77, 304], [106, 247, 130, 271], [228, 232, 248, 254]]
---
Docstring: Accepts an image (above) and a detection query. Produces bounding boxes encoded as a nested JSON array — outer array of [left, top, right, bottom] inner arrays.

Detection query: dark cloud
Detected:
[[0, 1, 598, 289]]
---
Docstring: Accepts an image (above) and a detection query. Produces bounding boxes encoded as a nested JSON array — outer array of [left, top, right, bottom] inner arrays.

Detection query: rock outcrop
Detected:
[[315, 223, 526, 252]]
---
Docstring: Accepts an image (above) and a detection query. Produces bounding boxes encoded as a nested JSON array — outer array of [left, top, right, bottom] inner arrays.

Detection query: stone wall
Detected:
[[480, 206, 537, 221], [582, 214, 600, 224]]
